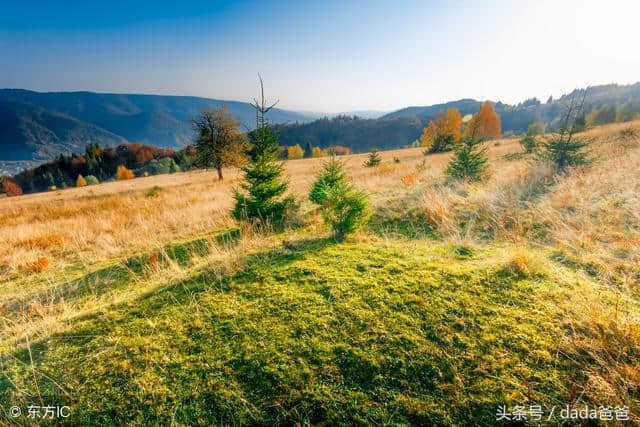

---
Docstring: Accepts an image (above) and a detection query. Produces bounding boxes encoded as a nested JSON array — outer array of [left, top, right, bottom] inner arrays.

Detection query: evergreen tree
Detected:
[[540, 91, 591, 173], [309, 158, 371, 239], [363, 149, 381, 167], [232, 77, 295, 225], [309, 157, 347, 205], [303, 141, 313, 158], [445, 136, 490, 182]]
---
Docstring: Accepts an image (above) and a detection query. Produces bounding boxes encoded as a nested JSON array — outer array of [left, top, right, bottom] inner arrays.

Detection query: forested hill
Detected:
[[0, 89, 313, 161], [276, 82, 640, 153]]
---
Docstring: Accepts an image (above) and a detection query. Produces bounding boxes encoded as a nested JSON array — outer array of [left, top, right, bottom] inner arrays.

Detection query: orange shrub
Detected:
[[1, 176, 22, 197], [76, 175, 87, 187], [30, 257, 50, 273], [401, 173, 418, 186], [312, 147, 326, 158], [116, 165, 134, 180]]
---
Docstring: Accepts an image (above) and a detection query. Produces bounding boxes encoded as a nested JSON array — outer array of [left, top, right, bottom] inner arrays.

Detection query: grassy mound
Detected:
[[2, 236, 633, 425]]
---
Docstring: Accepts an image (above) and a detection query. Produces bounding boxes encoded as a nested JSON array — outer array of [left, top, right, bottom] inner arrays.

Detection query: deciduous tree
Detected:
[[420, 108, 462, 152], [192, 107, 246, 180], [464, 101, 501, 140]]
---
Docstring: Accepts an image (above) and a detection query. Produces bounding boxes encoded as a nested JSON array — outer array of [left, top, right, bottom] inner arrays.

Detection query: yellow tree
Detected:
[[312, 147, 326, 158], [420, 108, 463, 152], [465, 101, 501, 139], [287, 144, 304, 159]]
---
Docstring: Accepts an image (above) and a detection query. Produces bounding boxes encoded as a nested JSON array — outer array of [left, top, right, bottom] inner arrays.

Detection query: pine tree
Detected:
[[303, 141, 313, 158], [540, 90, 591, 173], [309, 158, 371, 239], [363, 149, 381, 167], [445, 136, 490, 182], [232, 77, 295, 225], [309, 157, 347, 205]]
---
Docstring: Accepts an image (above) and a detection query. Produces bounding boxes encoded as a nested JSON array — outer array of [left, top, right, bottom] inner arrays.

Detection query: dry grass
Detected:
[[0, 140, 522, 276], [0, 120, 639, 421]]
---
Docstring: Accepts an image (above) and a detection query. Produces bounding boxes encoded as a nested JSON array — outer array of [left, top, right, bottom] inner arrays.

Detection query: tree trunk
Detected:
[[217, 167, 223, 180]]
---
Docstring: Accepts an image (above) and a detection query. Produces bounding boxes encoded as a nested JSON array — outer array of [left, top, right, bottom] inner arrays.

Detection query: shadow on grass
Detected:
[[1, 233, 336, 419], [367, 205, 439, 240], [3, 233, 335, 358], [0, 228, 241, 319]]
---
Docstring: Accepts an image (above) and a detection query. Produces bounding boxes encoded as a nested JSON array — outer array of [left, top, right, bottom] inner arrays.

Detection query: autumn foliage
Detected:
[[420, 108, 463, 152], [1, 176, 23, 197], [287, 144, 304, 159], [465, 101, 501, 140], [326, 146, 350, 156], [76, 175, 87, 187], [116, 165, 134, 181], [312, 147, 327, 158]]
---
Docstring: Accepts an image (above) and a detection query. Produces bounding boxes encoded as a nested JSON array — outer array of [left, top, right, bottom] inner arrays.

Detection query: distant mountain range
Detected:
[[276, 82, 640, 152], [0, 89, 314, 161], [2, 82, 640, 163]]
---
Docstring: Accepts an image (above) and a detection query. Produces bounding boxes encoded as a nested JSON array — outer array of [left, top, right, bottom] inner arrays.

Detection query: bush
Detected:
[[116, 165, 134, 180], [321, 186, 371, 239], [312, 147, 326, 158], [85, 175, 100, 186], [146, 186, 163, 198], [310, 158, 371, 239], [428, 133, 456, 153], [136, 158, 181, 176], [1, 176, 23, 197], [520, 134, 537, 153], [445, 137, 490, 182], [363, 150, 381, 167], [619, 125, 638, 140], [76, 175, 87, 187], [527, 121, 546, 136]]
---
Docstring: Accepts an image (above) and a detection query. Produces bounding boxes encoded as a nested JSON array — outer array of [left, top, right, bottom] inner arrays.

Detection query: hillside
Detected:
[[0, 89, 314, 161], [0, 100, 126, 161], [276, 82, 640, 152], [0, 121, 638, 424]]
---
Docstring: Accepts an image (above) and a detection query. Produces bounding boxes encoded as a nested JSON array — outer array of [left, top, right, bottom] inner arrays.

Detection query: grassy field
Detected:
[[1, 121, 639, 424]]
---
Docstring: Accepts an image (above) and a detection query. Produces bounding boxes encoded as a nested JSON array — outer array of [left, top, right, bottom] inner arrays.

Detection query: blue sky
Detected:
[[1, 0, 639, 112]]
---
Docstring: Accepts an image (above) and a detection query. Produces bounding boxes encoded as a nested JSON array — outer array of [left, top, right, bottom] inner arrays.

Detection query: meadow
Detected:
[[0, 120, 639, 424]]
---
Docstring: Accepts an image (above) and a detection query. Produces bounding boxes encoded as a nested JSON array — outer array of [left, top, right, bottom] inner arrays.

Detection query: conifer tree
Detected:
[[303, 141, 313, 158], [445, 121, 490, 181], [363, 149, 381, 167], [232, 77, 295, 225]]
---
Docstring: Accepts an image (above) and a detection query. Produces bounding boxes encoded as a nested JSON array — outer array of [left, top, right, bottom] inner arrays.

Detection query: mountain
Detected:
[[0, 99, 126, 161], [276, 82, 640, 152], [0, 89, 314, 161]]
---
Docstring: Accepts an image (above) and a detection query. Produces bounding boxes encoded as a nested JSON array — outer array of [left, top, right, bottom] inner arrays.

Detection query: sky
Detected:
[[1, 0, 639, 113]]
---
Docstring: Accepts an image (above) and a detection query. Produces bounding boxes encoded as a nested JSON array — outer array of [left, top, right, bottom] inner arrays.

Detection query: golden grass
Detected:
[[0, 120, 639, 420], [0, 140, 522, 275]]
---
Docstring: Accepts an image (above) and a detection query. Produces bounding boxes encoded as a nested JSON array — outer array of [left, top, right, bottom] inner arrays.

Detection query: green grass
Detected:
[[1, 232, 625, 425]]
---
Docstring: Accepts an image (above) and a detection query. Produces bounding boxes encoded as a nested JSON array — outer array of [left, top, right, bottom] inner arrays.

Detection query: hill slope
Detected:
[[0, 89, 314, 161], [0, 121, 638, 424], [275, 82, 640, 152], [0, 100, 126, 161]]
